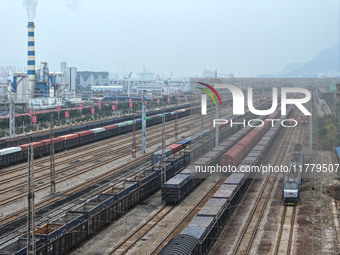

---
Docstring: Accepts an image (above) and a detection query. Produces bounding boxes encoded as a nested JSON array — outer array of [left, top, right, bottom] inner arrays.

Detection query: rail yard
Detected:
[[1, 2, 339, 254], [1, 82, 339, 255]]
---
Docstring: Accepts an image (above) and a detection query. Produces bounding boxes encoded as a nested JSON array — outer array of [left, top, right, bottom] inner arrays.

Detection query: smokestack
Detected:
[[27, 21, 35, 98]]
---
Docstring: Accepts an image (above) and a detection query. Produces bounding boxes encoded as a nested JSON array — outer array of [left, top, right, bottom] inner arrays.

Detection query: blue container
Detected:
[[190, 135, 200, 144], [176, 138, 190, 149], [136, 119, 142, 123]]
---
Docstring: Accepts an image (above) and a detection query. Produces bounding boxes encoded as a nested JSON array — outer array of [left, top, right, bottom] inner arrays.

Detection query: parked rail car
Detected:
[[160, 119, 285, 255], [0, 104, 193, 150], [0, 107, 195, 168], [220, 107, 283, 167], [0, 102, 278, 254], [162, 105, 292, 205], [0, 122, 218, 255], [0, 135, 31, 148]]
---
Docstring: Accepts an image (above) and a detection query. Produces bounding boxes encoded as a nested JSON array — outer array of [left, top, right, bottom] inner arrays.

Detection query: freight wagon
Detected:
[[0, 107, 194, 168], [0, 120, 221, 255], [0, 104, 192, 150], [162, 106, 293, 204], [160, 114, 286, 255]]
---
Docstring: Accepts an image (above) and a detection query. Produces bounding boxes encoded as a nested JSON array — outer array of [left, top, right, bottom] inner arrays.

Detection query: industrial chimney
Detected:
[[27, 22, 36, 98]]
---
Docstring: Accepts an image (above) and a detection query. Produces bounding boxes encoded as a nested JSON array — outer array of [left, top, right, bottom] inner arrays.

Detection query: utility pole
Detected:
[[50, 113, 56, 193], [27, 145, 36, 255], [8, 77, 15, 138], [161, 114, 166, 186], [215, 104, 219, 147], [175, 97, 178, 139], [142, 91, 146, 154], [132, 105, 136, 158]]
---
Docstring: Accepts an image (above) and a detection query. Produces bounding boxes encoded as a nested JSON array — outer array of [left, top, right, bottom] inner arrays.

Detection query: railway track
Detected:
[[273, 120, 306, 255], [149, 177, 226, 255], [0, 155, 151, 246], [0, 117, 194, 196], [0, 113, 196, 177], [0, 122, 191, 207], [274, 206, 297, 255], [105, 206, 174, 255], [230, 124, 296, 255], [0, 108, 224, 247], [0, 105, 225, 210]]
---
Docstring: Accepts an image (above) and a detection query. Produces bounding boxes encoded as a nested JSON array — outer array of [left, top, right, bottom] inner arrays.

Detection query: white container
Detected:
[[0, 147, 22, 156], [89, 128, 106, 133]]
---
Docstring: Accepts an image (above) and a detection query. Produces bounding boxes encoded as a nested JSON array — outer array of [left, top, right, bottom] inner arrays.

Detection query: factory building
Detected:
[[76, 71, 110, 91]]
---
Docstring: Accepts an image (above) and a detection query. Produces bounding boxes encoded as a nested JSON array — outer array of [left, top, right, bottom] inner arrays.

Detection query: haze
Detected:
[[0, 0, 338, 77]]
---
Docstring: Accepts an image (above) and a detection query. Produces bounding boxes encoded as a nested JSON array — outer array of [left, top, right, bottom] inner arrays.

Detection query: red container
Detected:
[[104, 125, 118, 130], [59, 134, 79, 140], [40, 137, 63, 145], [220, 144, 245, 167], [19, 142, 44, 150], [268, 107, 281, 119], [166, 144, 183, 154], [76, 131, 93, 136]]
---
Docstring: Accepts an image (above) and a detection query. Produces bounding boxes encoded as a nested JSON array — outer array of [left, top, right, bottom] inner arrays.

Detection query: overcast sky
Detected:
[[0, 0, 338, 77]]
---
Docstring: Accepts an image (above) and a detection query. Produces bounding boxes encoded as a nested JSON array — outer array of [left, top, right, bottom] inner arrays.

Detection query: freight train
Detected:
[[0, 107, 193, 168], [282, 144, 303, 205], [0, 101, 273, 255], [0, 119, 232, 255], [0, 104, 191, 149], [161, 106, 291, 204], [160, 112, 288, 255]]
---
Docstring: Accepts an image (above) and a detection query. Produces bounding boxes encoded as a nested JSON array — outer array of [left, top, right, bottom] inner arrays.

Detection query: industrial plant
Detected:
[[0, 1, 339, 255]]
